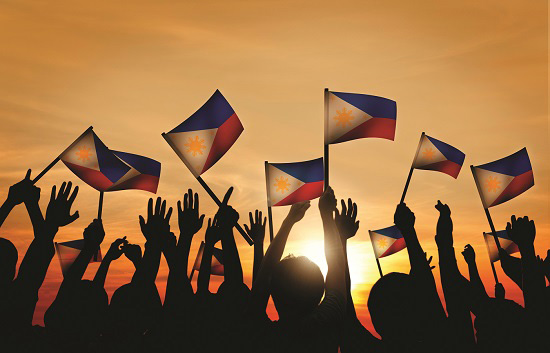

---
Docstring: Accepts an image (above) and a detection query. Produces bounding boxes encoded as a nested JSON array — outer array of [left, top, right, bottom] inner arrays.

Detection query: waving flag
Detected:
[[483, 230, 519, 262], [192, 241, 224, 276], [60, 128, 130, 191], [472, 148, 534, 208], [325, 90, 396, 145], [266, 158, 324, 207], [412, 133, 465, 178], [108, 151, 161, 193], [55, 240, 102, 276], [369, 226, 406, 259], [162, 90, 244, 177]]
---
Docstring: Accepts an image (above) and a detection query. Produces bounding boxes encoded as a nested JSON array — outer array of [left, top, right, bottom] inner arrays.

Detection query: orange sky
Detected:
[[0, 0, 548, 333]]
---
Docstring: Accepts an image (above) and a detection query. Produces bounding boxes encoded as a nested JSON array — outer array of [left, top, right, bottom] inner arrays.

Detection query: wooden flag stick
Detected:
[[32, 126, 94, 184], [264, 161, 275, 242], [162, 132, 253, 245], [375, 258, 384, 277], [324, 88, 330, 191], [400, 132, 425, 203], [97, 191, 104, 219]]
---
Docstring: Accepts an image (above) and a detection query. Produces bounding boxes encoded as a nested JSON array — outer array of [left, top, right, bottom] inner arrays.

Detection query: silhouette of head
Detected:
[[45, 280, 108, 338], [475, 298, 526, 352], [368, 272, 427, 343], [109, 282, 162, 335], [0, 237, 18, 287], [270, 255, 324, 319]]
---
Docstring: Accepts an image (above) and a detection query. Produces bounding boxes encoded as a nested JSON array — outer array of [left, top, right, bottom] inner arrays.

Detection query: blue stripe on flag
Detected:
[[331, 91, 396, 120], [374, 225, 403, 239], [169, 90, 235, 133], [476, 148, 532, 176], [271, 157, 324, 183], [112, 151, 161, 177], [426, 136, 465, 166], [92, 133, 131, 182]]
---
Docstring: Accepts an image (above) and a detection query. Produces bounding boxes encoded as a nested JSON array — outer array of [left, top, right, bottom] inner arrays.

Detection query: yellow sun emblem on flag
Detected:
[[377, 238, 388, 248], [274, 177, 290, 193], [334, 107, 354, 127], [184, 136, 206, 156], [486, 176, 501, 192], [422, 147, 436, 160], [75, 146, 92, 162]]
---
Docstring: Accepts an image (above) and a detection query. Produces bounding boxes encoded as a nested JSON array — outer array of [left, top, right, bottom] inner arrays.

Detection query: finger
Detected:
[[68, 186, 79, 206], [244, 224, 250, 234], [199, 214, 205, 227], [177, 200, 182, 214], [208, 218, 212, 228], [249, 212, 254, 226], [511, 215, 517, 224], [194, 192, 199, 211], [262, 216, 267, 227], [63, 181, 73, 199], [187, 189, 193, 209], [68, 211, 79, 224], [183, 192, 189, 210], [165, 207, 173, 221], [347, 198, 353, 216], [351, 203, 357, 220], [50, 185, 56, 203], [222, 187, 233, 205], [25, 169, 31, 180], [155, 197, 161, 215], [335, 208, 340, 218], [160, 199, 167, 217], [147, 198, 153, 218], [59, 182, 67, 198], [340, 199, 347, 215], [255, 209, 259, 223], [139, 215, 146, 229]]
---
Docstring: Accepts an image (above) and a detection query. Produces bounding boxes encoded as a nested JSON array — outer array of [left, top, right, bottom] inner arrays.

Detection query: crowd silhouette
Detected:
[[0, 170, 548, 353]]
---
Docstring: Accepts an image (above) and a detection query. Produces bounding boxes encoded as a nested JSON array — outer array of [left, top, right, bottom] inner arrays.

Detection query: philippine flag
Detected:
[[369, 225, 406, 259], [266, 157, 324, 207], [483, 230, 519, 262], [107, 151, 161, 193], [55, 239, 102, 276], [412, 133, 465, 178], [472, 148, 534, 208], [162, 90, 244, 177], [192, 241, 224, 276], [325, 90, 397, 145], [60, 128, 131, 192]]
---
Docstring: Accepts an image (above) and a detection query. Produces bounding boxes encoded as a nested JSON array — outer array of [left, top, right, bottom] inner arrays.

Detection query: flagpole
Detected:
[[97, 191, 104, 219], [265, 161, 275, 242], [324, 88, 330, 191], [32, 126, 94, 184], [400, 132, 424, 203], [470, 165, 502, 250], [161, 132, 253, 245], [375, 258, 383, 277]]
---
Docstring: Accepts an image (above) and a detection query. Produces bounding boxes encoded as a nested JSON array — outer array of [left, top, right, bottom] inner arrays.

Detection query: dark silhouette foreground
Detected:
[[0, 171, 548, 353]]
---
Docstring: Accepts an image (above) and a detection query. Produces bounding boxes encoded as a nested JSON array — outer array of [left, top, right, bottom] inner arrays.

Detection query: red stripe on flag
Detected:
[[62, 161, 114, 191], [273, 181, 324, 206], [379, 237, 406, 258], [201, 113, 244, 174], [490, 170, 534, 207], [108, 174, 160, 193], [416, 160, 463, 178], [332, 117, 396, 144]]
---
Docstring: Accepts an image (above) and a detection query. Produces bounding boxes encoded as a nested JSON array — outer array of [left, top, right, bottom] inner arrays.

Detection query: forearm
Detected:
[[220, 228, 243, 284], [93, 258, 112, 288], [342, 240, 357, 319], [322, 213, 346, 298], [15, 238, 55, 291], [132, 242, 161, 285], [65, 245, 97, 283], [24, 201, 44, 238], [500, 254, 523, 289], [0, 199, 15, 228], [467, 261, 487, 298], [519, 245, 545, 310], [197, 242, 214, 295], [252, 240, 264, 285]]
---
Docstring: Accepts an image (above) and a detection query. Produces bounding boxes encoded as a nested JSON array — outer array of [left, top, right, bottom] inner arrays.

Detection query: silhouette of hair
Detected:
[[270, 255, 324, 318], [44, 280, 108, 337], [109, 282, 162, 335], [368, 272, 426, 342], [0, 237, 18, 285]]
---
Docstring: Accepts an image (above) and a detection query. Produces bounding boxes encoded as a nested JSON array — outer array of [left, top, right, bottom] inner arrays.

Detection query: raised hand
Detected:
[[215, 188, 239, 230], [286, 201, 310, 224], [541, 250, 550, 280], [177, 189, 205, 238], [45, 182, 79, 229], [495, 282, 505, 299], [319, 186, 337, 216], [6, 169, 39, 206], [122, 243, 142, 267], [394, 202, 415, 232], [83, 219, 105, 249], [205, 218, 222, 246], [461, 244, 476, 265], [506, 215, 536, 251], [435, 201, 453, 249], [104, 237, 128, 262], [335, 198, 359, 240], [244, 210, 266, 244], [139, 197, 173, 245]]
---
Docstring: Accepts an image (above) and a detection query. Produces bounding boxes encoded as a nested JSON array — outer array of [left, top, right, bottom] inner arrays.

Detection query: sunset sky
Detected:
[[0, 0, 547, 332]]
